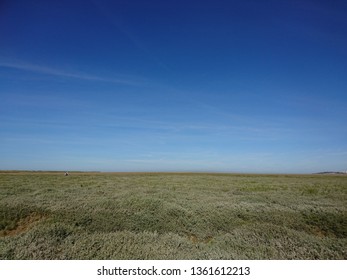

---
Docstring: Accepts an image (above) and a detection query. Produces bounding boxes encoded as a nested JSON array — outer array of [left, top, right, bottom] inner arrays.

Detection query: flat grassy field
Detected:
[[0, 172, 346, 259]]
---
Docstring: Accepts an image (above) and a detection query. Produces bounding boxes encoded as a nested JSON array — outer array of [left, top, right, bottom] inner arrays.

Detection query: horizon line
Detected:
[[1, 169, 345, 175]]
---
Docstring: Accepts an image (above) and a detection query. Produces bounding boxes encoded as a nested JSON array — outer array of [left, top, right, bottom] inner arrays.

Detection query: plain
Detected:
[[0, 172, 346, 259]]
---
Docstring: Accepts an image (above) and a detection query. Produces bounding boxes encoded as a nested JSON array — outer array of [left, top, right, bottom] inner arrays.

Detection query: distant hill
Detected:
[[315, 171, 347, 175]]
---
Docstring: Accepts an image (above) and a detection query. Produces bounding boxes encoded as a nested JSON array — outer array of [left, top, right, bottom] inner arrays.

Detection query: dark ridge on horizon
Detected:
[[314, 171, 347, 175]]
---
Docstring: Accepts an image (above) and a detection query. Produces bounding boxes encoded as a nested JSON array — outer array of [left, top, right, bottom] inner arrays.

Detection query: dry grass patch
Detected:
[[0, 212, 46, 237]]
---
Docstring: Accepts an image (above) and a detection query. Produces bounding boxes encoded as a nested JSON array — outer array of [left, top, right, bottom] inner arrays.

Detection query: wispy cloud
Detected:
[[124, 158, 225, 169], [89, 0, 170, 71], [0, 60, 147, 86]]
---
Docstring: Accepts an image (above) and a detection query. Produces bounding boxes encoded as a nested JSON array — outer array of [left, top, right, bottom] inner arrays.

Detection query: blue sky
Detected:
[[1, 0, 346, 173]]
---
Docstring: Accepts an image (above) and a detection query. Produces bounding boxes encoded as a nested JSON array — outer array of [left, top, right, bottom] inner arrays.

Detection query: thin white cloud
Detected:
[[89, 0, 170, 71], [125, 158, 224, 166], [0, 60, 146, 86]]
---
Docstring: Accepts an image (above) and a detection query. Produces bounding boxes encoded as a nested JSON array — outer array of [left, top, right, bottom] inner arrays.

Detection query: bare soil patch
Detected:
[[0, 213, 46, 237]]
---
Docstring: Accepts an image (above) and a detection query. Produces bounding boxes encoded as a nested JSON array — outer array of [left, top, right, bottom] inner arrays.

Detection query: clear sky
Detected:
[[1, 0, 346, 173]]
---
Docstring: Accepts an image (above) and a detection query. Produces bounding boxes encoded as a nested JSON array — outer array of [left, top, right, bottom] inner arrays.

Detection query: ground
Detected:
[[0, 172, 346, 259]]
